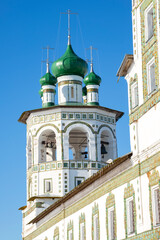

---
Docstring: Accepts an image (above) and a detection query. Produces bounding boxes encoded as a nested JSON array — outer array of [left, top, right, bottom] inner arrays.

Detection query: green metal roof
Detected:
[[40, 72, 57, 86], [84, 70, 101, 86], [51, 44, 88, 78], [39, 88, 43, 97]]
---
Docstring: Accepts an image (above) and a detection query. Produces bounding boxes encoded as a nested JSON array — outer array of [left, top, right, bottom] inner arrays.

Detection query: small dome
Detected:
[[84, 70, 101, 86], [51, 44, 88, 78], [40, 72, 57, 86], [39, 88, 43, 97], [82, 86, 87, 96]]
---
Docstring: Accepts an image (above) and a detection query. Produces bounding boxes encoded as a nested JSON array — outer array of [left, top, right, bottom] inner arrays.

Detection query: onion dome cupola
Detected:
[[84, 64, 101, 106], [51, 43, 88, 105], [39, 63, 57, 108], [82, 86, 87, 104], [51, 44, 88, 78]]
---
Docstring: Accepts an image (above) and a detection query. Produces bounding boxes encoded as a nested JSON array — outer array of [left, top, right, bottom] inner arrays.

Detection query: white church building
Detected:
[[19, 0, 160, 239]]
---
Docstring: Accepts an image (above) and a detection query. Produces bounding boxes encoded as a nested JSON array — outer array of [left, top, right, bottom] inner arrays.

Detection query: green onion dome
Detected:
[[40, 72, 57, 86], [82, 86, 87, 96], [51, 44, 88, 78], [39, 88, 43, 97], [84, 70, 101, 86]]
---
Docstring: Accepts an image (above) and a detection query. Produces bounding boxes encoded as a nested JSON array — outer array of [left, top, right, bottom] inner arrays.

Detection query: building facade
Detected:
[[19, 0, 160, 239]]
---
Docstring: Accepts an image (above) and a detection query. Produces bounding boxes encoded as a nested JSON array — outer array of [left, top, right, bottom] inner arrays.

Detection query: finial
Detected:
[[90, 46, 93, 72], [86, 46, 97, 73], [46, 62, 49, 73], [41, 46, 54, 75], [46, 46, 49, 73], [61, 9, 78, 45]]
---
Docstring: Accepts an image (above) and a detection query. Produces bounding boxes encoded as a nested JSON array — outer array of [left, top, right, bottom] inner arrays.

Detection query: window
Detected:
[[80, 222, 85, 240], [147, 58, 156, 94], [93, 214, 99, 240], [44, 179, 52, 193], [75, 177, 84, 187], [69, 229, 73, 240], [108, 207, 115, 240], [71, 86, 74, 98], [131, 82, 138, 109], [152, 187, 160, 226], [145, 4, 154, 41], [126, 198, 135, 235]]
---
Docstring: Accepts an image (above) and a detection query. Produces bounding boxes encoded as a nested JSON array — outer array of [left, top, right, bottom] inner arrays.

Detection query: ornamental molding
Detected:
[[106, 192, 115, 208], [124, 183, 135, 199], [53, 226, 59, 240], [63, 121, 94, 134], [106, 193, 117, 240], [29, 112, 115, 127], [129, 89, 160, 124], [79, 213, 86, 240], [124, 183, 137, 237], [149, 169, 160, 186], [92, 202, 100, 240], [58, 80, 82, 86], [67, 220, 74, 240]]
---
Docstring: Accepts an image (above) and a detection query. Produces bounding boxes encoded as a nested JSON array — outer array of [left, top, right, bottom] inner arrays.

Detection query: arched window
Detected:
[[100, 129, 115, 162], [39, 129, 57, 163], [69, 127, 89, 160]]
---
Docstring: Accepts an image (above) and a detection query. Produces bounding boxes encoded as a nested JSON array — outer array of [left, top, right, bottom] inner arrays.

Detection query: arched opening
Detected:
[[39, 129, 57, 163], [69, 127, 89, 160], [100, 129, 114, 162], [27, 136, 32, 169]]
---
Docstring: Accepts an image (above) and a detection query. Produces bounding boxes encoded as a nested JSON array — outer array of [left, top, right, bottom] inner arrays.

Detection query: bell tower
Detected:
[[117, 0, 160, 161], [19, 10, 123, 237]]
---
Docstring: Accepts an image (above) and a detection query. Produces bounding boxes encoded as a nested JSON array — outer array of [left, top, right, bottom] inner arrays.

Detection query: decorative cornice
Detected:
[[18, 105, 123, 124]]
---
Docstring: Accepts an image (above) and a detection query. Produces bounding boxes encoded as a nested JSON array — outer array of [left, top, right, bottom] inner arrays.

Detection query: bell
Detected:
[[101, 144, 107, 155], [81, 151, 88, 159]]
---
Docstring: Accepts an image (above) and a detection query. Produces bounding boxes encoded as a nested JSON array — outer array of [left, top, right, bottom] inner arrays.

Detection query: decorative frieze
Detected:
[[30, 112, 115, 127], [31, 160, 106, 173]]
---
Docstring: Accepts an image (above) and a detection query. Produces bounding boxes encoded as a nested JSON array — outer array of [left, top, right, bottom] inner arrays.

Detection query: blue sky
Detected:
[[0, 0, 132, 239]]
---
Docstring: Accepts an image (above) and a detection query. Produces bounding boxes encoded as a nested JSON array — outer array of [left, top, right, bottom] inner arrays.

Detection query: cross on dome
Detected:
[[61, 9, 78, 45]]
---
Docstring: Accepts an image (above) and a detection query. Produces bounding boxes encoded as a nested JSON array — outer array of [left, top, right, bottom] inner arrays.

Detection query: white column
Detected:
[[34, 137, 38, 165], [89, 135, 96, 161], [56, 134, 63, 161], [63, 134, 69, 160], [97, 135, 101, 162]]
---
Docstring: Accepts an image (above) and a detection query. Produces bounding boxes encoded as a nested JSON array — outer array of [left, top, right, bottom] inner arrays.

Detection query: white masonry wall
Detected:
[[57, 75, 83, 104], [23, 160, 156, 240]]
